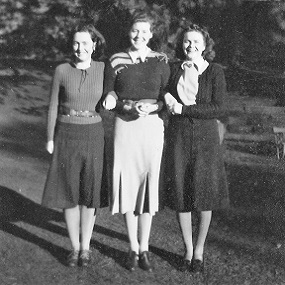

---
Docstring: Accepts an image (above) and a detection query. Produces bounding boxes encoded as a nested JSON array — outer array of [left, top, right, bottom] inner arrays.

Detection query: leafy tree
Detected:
[[0, 0, 285, 70]]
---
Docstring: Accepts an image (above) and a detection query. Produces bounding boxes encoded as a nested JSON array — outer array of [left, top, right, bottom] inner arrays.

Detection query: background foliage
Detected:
[[0, 0, 285, 71]]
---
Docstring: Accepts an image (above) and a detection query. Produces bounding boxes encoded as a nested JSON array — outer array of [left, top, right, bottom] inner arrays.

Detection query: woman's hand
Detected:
[[103, 94, 117, 110], [136, 102, 158, 116], [164, 92, 177, 110], [164, 93, 183, 115], [46, 140, 54, 154], [134, 102, 150, 117], [170, 101, 183, 115]]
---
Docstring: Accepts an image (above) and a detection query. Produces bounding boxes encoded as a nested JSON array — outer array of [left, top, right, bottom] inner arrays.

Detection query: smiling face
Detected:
[[72, 31, 96, 63], [183, 31, 206, 61], [129, 21, 153, 52]]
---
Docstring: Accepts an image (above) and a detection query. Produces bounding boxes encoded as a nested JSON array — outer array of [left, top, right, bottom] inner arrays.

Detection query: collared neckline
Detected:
[[181, 57, 209, 75], [128, 47, 151, 63]]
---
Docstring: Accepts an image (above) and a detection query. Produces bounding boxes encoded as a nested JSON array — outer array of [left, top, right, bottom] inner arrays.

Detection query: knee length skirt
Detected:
[[42, 122, 108, 209], [111, 114, 164, 215], [164, 116, 229, 212]]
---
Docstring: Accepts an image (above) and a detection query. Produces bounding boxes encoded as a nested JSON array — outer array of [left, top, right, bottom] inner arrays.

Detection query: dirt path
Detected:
[[1, 60, 285, 285]]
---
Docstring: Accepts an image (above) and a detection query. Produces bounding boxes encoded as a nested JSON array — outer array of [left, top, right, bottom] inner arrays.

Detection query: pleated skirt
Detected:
[[111, 114, 164, 215], [42, 121, 108, 209]]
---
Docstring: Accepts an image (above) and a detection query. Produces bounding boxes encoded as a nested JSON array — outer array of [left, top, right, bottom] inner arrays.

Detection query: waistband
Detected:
[[59, 106, 99, 118]]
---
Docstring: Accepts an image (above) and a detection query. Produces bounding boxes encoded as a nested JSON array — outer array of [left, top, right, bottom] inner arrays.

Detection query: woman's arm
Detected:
[[46, 66, 61, 153], [156, 60, 171, 113], [101, 60, 118, 110]]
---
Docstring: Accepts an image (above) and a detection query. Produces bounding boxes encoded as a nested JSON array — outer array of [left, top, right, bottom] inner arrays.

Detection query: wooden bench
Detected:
[[273, 127, 285, 159]]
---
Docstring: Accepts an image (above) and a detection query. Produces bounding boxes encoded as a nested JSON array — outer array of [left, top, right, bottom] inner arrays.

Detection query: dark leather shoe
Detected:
[[67, 250, 79, 267], [139, 251, 153, 272], [79, 250, 91, 267], [126, 251, 138, 271], [191, 259, 204, 273], [179, 259, 192, 272]]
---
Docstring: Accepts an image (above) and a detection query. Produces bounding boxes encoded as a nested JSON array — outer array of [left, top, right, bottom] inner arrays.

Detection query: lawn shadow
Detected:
[[91, 239, 127, 269], [208, 162, 285, 268], [225, 163, 285, 239], [0, 186, 68, 265], [149, 245, 182, 270], [0, 185, 143, 269], [0, 121, 49, 162], [93, 223, 182, 270]]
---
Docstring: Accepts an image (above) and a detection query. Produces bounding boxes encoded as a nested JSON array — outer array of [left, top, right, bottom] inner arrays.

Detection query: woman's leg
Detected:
[[138, 213, 153, 253], [138, 213, 153, 272], [194, 210, 212, 261], [80, 206, 96, 250], [64, 205, 80, 251], [125, 211, 139, 253], [178, 212, 193, 261]]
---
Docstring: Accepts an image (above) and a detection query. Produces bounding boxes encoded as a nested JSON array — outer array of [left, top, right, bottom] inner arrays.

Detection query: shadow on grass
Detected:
[[0, 121, 49, 162], [2, 158, 285, 270], [0, 186, 127, 268], [0, 185, 69, 265]]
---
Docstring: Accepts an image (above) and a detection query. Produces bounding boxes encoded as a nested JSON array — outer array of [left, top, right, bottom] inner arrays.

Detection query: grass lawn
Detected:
[[0, 59, 285, 284]]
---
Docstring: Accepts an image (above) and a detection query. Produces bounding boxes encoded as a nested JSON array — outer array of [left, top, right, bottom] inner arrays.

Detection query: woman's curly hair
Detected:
[[175, 24, 215, 62]]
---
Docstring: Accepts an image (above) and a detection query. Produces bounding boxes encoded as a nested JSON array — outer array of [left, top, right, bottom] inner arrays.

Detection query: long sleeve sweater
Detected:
[[47, 61, 104, 141], [103, 50, 170, 110], [166, 62, 227, 119]]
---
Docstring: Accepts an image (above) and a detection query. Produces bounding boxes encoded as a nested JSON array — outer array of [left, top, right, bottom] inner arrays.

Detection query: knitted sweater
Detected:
[[103, 50, 170, 105], [166, 62, 227, 119], [47, 61, 104, 141]]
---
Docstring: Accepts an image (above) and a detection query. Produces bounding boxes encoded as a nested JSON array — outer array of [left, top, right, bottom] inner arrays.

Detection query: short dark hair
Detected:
[[175, 24, 215, 62], [70, 23, 106, 59]]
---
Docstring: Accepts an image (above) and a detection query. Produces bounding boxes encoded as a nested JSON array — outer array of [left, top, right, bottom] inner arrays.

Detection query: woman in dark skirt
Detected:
[[42, 23, 107, 267], [164, 24, 229, 273]]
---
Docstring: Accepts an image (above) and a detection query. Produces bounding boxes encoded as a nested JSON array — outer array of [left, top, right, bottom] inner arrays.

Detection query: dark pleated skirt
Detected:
[[42, 122, 108, 209], [163, 116, 229, 212]]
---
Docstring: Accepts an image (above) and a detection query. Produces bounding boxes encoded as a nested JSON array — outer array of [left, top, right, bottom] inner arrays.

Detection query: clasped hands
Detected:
[[164, 93, 183, 115], [103, 94, 157, 117], [124, 100, 158, 117]]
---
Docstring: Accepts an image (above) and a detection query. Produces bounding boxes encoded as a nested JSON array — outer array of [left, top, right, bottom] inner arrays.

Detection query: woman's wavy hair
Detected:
[[117, 9, 158, 51], [128, 10, 155, 32], [69, 23, 106, 60], [175, 24, 215, 62]]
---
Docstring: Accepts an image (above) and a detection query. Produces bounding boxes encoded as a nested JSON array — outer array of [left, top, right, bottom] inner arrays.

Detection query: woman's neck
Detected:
[[74, 59, 92, 70]]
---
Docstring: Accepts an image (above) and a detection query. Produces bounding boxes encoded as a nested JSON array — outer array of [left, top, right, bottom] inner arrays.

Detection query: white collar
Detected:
[[181, 57, 209, 75], [128, 47, 151, 63]]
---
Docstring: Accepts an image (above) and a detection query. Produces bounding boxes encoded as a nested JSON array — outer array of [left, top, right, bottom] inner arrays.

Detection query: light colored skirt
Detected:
[[111, 114, 164, 215]]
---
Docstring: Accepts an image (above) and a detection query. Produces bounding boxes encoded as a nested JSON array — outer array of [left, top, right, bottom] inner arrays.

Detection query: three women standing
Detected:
[[103, 11, 170, 272], [42, 16, 228, 274], [164, 24, 229, 273], [42, 24, 107, 267]]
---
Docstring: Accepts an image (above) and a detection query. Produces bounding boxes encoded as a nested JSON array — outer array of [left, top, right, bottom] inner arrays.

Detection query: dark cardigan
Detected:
[[163, 61, 229, 212]]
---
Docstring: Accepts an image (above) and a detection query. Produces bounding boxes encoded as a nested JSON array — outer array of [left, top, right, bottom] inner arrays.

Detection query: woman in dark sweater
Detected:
[[42, 24, 107, 267], [164, 24, 229, 273], [103, 11, 170, 272]]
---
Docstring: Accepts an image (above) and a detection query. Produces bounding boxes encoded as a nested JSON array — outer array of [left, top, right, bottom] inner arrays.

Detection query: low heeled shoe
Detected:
[[79, 250, 91, 267], [126, 251, 139, 271], [179, 259, 192, 272], [139, 251, 153, 272], [191, 259, 204, 273], [67, 250, 80, 267]]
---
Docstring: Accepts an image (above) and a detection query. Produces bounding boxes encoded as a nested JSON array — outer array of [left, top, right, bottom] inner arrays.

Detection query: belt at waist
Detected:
[[121, 99, 157, 104], [59, 106, 99, 118]]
